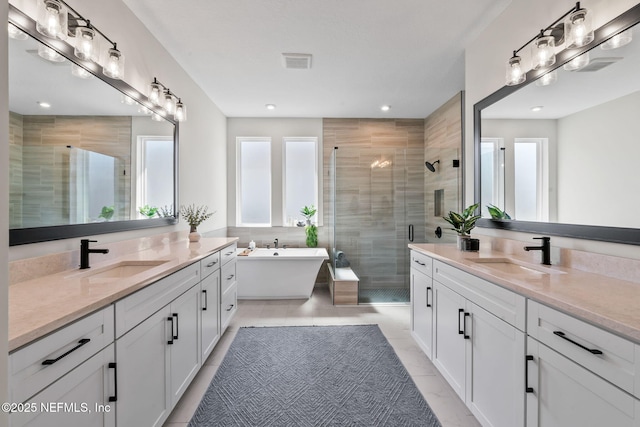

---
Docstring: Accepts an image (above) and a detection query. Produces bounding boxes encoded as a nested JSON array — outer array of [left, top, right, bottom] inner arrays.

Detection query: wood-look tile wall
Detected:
[[323, 118, 425, 290], [9, 114, 132, 227], [424, 92, 463, 244]]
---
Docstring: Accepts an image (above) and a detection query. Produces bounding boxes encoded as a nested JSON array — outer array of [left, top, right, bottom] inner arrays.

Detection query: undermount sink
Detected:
[[67, 260, 169, 281], [468, 257, 564, 277]]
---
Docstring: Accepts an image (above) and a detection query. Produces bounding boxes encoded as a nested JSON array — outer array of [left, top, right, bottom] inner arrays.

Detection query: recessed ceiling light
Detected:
[[38, 101, 51, 108], [381, 105, 391, 112], [531, 106, 544, 112], [265, 104, 276, 110]]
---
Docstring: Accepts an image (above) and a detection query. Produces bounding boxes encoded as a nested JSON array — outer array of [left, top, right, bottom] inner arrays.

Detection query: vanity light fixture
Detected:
[[103, 44, 124, 80], [535, 70, 558, 86], [71, 63, 93, 79], [37, 44, 66, 62], [8, 23, 28, 40], [73, 21, 99, 62], [563, 51, 590, 71], [175, 99, 187, 122], [147, 77, 187, 122], [36, 0, 67, 40], [164, 91, 176, 115], [505, 2, 593, 86], [601, 28, 633, 50]]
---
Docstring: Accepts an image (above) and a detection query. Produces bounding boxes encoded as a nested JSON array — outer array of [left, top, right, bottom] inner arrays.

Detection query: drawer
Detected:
[[220, 283, 237, 332], [10, 305, 114, 404], [221, 243, 238, 265], [221, 260, 237, 295], [528, 300, 640, 398], [433, 260, 526, 330], [410, 251, 433, 277], [115, 263, 200, 338], [200, 251, 221, 279]]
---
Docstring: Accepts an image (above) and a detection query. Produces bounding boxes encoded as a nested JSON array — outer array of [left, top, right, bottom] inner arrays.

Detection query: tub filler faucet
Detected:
[[274, 238, 279, 249], [524, 236, 551, 265]]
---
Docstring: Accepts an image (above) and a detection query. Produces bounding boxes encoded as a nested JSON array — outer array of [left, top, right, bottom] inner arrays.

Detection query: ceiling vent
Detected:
[[576, 57, 623, 72], [282, 53, 312, 70]]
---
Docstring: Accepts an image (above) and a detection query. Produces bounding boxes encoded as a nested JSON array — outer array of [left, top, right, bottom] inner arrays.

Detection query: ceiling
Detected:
[[122, 0, 511, 119]]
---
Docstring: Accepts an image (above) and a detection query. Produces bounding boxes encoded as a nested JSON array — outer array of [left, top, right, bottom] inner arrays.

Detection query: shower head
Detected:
[[425, 160, 440, 172]]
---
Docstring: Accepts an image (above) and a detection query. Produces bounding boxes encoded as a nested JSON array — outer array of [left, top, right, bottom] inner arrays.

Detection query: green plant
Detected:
[[300, 205, 317, 222], [443, 203, 481, 236], [305, 224, 318, 248], [487, 204, 511, 220], [98, 205, 115, 220], [159, 205, 174, 218], [139, 204, 158, 218], [180, 204, 215, 231]]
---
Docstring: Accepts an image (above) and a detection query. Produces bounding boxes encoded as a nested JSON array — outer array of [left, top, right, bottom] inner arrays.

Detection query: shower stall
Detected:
[[328, 146, 425, 304]]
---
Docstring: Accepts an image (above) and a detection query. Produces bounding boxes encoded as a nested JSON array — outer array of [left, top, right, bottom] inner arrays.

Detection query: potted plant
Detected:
[[98, 205, 115, 221], [181, 204, 215, 242], [300, 205, 318, 248], [487, 204, 511, 220], [139, 204, 159, 218], [443, 203, 481, 249]]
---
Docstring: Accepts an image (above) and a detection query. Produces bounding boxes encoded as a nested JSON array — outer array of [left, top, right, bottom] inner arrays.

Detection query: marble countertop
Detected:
[[9, 237, 238, 352], [409, 243, 640, 344]]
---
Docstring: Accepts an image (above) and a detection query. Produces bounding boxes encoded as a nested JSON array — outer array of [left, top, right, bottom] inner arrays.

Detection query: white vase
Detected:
[[189, 228, 201, 242]]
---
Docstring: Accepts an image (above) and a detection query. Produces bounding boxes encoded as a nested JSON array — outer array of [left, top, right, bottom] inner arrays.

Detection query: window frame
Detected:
[[236, 136, 273, 227], [282, 137, 319, 227]]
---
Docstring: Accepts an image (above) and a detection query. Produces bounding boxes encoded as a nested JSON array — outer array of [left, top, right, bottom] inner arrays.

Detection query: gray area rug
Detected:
[[188, 325, 441, 427]]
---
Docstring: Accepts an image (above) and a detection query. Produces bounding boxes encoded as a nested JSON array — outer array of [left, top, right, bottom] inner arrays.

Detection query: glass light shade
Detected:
[[103, 47, 124, 79], [535, 70, 558, 87], [8, 23, 28, 40], [71, 63, 94, 79], [506, 55, 526, 86], [164, 93, 176, 115], [600, 28, 633, 50], [74, 26, 99, 62], [149, 82, 163, 107], [532, 35, 556, 70], [36, 0, 67, 40], [121, 94, 136, 106], [151, 113, 164, 122], [563, 51, 590, 71], [138, 104, 153, 115], [566, 7, 594, 48], [37, 44, 66, 62], [174, 100, 187, 122]]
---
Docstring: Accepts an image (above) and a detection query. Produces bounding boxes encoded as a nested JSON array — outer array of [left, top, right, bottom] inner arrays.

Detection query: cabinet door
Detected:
[[527, 338, 640, 427], [201, 273, 220, 362], [411, 269, 433, 358], [433, 281, 466, 400], [116, 306, 171, 427], [11, 344, 116, 427], [169, 285, 201, 407], [466, 302, 525, 427]]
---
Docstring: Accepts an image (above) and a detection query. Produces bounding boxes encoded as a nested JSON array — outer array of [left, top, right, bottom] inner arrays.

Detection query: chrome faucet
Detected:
[[80, 239, 109, 269], [274, 238, 279, 249], [524, 237, 551, 265]]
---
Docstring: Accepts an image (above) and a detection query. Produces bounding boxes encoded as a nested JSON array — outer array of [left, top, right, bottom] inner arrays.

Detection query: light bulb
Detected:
[[164, 93, 176, 115], [74, 26, 99, 62], [566, 7, 594, 48], [36, 0, 67, 40], [103, 47, 124, 80], [506, 54, 526, 86], [532, 35, 556, 70], [149, 82, 163, 107], [174, 100, 187, 122]]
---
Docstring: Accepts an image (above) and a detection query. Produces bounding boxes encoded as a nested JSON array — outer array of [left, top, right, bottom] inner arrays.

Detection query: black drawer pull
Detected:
[[226, 274, 235, 280], [167, 317, 174, 345], [108, 362, 118, 402], [42, 338, 91, 365], [458, 309, 464, 335], [525, 355, 534, 393], [463, 312, 470, 339], [553, 331, 603, 355], [225, 251, 234, 256], [226, 304, 235, 312], [413, 259, 426, 266], [206, 261, 218, 267], [426, 286, 432, 308], [173, 313, 179, 340], [202, 289, 208, 311]]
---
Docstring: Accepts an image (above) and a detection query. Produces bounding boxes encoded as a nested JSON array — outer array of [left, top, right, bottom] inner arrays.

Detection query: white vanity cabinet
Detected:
[[526, 300, 640, 427], [220, 243, 238, 332], [200, 252, 221, 362], [410, 251, 434, 358]]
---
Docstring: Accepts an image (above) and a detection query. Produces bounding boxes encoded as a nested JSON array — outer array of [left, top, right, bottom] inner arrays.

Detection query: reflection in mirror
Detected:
[[479, 21, 639, 229], [8, 20, 177, 243]]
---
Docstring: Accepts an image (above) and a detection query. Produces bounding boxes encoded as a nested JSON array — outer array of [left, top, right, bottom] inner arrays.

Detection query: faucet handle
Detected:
[[533, 236, 550, 242]]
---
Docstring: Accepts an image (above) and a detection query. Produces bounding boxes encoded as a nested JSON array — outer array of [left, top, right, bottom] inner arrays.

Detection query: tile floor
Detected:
[[163, 287, 481, 427]]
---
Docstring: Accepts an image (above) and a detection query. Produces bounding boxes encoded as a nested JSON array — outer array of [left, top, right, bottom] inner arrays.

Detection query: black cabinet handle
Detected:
[[458, 309, 464, 335], [413, 259, 426, 266], [463, 312, 470, 339], [108, 362, 118, 402], [426, 287, 432, 308], [553, 331, 603, 355], [525, 355, 534, 393], [206, 261, 218, 267], [227, 274, 235, 280], [225, 251, 234, 256], [42, 338, 91, 365], [202, 289, 208, 311], [408, 224, 414, 242], [173, 313, 179, 340], [226, 304, 235, 312], [167, 317, 174, 345]]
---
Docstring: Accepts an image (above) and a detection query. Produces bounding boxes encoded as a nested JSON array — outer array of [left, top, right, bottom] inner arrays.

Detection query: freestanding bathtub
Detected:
[[236, 247, 329, 299]]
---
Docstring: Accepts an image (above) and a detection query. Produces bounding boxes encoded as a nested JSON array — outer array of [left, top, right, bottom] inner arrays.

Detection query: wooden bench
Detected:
[[327, 264, 359, 305]]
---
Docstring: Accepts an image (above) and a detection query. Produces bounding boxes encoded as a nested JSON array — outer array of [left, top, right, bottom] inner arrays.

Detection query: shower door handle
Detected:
[[408, 224, 414, 242]]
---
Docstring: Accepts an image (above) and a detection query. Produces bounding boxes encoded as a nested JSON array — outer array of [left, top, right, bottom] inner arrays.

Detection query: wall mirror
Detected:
[[8, 5, 178, 246], [474, 3, 640, 245]]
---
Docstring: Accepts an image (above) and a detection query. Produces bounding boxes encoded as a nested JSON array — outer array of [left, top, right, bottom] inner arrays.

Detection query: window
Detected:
[[137, 136, 174, 215], [513, 138, 549, 221], [480, 138, 505, 218], [283, 137, 318, 226], [237, 137, 271, 226]]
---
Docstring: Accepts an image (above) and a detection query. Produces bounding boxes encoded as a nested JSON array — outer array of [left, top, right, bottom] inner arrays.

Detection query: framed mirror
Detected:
[[8, 5, 178, 246], [474, 3, 640, 245]]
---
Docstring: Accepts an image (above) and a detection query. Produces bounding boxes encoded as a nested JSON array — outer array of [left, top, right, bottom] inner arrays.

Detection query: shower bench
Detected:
[[327, 264, 359, 305]]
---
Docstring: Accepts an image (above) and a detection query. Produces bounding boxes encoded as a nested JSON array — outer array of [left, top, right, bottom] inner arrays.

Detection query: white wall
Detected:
[[557, 91, 640, 227], [1, 0, 9, 418], [227, 118, 323, 227], [7, 0, 228, 261], [465, 0, 640, 257]]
